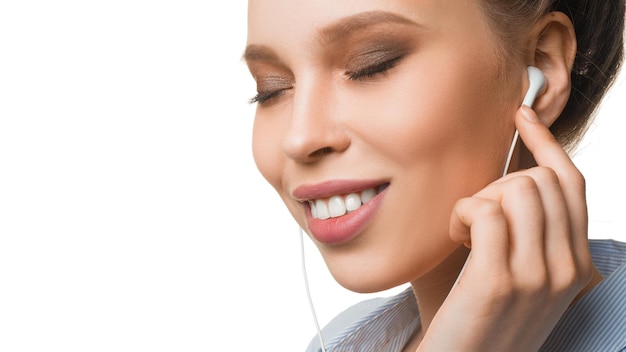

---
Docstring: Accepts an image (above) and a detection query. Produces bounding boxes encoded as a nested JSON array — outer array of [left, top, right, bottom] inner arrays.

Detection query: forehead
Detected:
[[246, 0, 486, 50]]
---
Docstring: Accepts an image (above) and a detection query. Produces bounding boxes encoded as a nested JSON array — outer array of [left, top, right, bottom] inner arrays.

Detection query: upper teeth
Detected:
[[309, 187, 378, 220]]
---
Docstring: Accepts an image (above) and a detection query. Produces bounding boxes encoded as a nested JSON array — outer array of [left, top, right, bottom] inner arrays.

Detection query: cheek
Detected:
[[322, 64, 516, 292], [348, 61, 512, 172], [252, 113, 283, 189]]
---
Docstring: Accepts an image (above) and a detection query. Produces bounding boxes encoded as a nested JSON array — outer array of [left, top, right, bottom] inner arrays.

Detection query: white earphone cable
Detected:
[[299, 227, 327, 352], [502, 129, 519, 177]]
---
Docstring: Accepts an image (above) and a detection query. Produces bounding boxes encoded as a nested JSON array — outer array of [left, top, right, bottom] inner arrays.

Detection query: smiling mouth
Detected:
[[307, 184, 389, 220]]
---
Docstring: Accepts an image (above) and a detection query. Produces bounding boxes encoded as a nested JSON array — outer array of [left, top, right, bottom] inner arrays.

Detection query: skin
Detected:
[[245, 0, 602, 350]]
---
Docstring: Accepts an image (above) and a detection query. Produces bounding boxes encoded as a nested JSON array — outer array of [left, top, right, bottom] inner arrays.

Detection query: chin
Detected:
[[336, 276, 404, 294], [326, 259, 416, 294], [324, 238, 465, 294]]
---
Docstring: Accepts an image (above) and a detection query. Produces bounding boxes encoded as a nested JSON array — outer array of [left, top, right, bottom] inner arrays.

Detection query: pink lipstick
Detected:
[[293, 180, 389, 244]]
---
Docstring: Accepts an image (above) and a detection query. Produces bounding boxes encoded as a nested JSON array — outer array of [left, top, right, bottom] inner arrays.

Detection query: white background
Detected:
[[0, 2, 624, 351]]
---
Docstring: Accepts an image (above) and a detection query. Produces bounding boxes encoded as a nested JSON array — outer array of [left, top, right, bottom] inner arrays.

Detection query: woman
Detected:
[[244, 0, 626, 350]]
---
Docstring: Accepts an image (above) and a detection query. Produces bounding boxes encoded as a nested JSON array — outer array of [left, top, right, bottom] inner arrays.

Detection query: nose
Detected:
[[282, 79, 350, 163]]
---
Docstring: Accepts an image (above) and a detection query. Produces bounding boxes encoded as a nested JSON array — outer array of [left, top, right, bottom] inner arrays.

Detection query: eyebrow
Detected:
[[317, 10, 421, 44], [243, 10, 420, 63], [243, 44, 279, 63]]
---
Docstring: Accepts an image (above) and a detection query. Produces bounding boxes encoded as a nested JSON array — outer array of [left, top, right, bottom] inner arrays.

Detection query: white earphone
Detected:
[[502, 66, 547, 175], [523, 66, 547, 107]]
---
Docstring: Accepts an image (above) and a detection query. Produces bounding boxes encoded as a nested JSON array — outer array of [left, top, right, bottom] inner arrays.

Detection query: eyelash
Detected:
[[346, 55, 404, 80], [249, 89, 287, 105]]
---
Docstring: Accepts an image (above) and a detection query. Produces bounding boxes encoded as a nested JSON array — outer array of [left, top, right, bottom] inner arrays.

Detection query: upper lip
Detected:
[[292, 179, 389, 201]]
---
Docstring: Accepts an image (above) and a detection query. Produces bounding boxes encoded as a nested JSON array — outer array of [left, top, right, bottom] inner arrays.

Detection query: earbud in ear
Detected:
[[522, 66, 546, 108], [502, 66, 547, 176]]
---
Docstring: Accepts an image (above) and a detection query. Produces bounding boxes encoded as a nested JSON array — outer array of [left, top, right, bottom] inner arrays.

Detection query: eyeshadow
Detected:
[[345, 42, 409, 70]]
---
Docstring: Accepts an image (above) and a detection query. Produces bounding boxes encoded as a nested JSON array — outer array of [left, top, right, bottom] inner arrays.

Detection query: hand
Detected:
[[417, 106, 596, 352]]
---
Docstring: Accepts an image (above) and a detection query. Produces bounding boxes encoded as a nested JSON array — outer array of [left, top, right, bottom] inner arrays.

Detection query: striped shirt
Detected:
[[307, 240, 626, 352]]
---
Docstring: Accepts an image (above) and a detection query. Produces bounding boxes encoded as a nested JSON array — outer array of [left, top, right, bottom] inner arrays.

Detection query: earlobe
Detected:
[[526, 11, 577, 127]]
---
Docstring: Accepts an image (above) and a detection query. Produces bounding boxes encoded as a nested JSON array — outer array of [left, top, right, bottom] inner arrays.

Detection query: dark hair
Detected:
[[483, 0, 625, 152]]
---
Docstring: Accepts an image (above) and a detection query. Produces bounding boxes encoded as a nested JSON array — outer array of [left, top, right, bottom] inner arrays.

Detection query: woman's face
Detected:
[[246, 0, 525, 292]]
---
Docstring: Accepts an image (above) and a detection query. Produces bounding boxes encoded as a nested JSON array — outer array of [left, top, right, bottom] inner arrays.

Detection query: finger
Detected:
[[514, 167, 577, 289], [527, 167, 577, 283], [450, 197, 510, 274], [493, 168, 572, 258], [473, 176, 547, 284], [515, 106, 588, 252]]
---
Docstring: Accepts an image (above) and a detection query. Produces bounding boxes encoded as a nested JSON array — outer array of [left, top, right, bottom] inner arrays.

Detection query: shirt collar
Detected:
[[329, 287, 420, 351]]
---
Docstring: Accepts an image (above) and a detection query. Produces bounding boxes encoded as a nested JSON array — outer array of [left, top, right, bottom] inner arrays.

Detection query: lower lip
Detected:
[[306, 187, 388, 245]]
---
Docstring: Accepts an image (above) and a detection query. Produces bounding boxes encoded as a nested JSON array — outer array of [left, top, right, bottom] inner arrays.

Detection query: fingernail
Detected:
[[520, 105, 539, 122]]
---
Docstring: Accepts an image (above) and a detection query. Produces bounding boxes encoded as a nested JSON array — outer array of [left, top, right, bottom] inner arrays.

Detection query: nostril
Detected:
[[282, 123, 350, 163], [313, 147, 333, 155], [311, 147, 333, 158]]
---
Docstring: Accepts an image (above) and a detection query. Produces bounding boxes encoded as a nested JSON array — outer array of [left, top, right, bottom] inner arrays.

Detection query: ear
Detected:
[[526, 12, 577, 127]]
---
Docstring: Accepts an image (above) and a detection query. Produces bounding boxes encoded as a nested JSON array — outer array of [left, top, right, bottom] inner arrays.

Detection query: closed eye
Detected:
[[249, 89, 288, 104], [346, 55, 404, 80], [248, 75, 293, 105]]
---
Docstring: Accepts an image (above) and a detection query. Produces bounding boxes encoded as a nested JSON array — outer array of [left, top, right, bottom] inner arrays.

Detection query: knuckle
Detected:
[[532, 271, 550, 291], [519, 269, 549, 295], [549, 253, 577, 290], [552, 258, 592, 294], [509, 175, 539, 195], [454, 196, 473, 211], [553, 268, 578, 292], [486, 277, 515, 302], [532, 166, 560, 185], [474, 199, 504, 219], [563, 170, 586, 193]]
